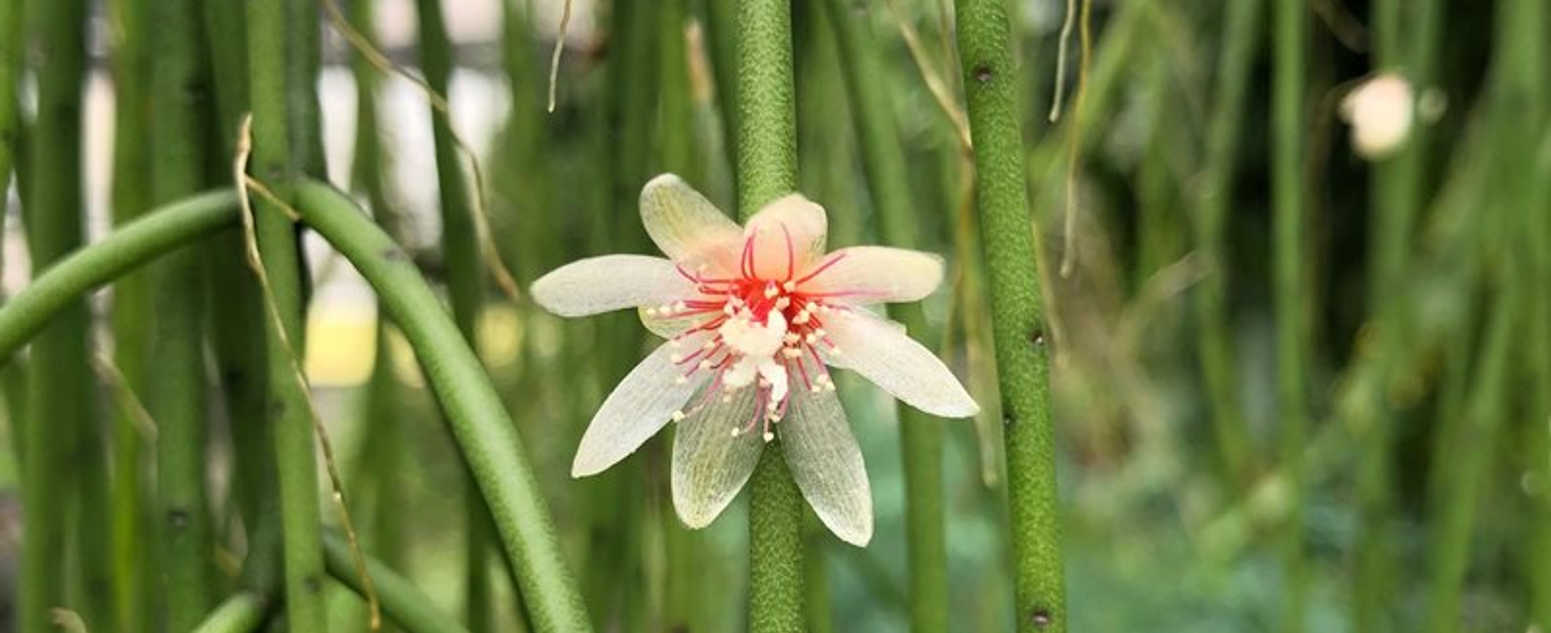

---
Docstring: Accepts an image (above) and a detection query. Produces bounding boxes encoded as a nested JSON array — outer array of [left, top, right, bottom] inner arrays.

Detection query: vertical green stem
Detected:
[[953, 0, 1065, 630], [105, 0, 153, 629], [0, 0, 20, 193], [1355, 0, 1442, 628], [412, 0, 494, 628], [821, 2, 946, 630], [149, 0, 216, 628], [735, 0, 804, 631], [19, 1, 92, 631], [247, 0, 328, 630], [1192, 0, 1263, 490], [1270, 1, 1308, 631]]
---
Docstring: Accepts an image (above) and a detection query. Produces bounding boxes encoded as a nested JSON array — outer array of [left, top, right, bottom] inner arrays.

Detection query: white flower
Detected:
[[531, 174, 979, 546], [1341, 73, 1415, 159]]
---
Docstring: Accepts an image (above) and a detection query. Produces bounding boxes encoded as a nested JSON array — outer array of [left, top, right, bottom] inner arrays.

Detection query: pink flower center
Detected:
[[651, 225, 849, 440]]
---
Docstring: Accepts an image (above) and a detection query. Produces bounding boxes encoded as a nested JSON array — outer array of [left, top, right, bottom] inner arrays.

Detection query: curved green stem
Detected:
[[0, 191, 236, 359], [324, 534, 473, 633], [411, 1, 495, 628], [1270, 1, 1308, 631], [190, 593, 271, 633], [292, 180, 590, 633], [953, 0, 1065, 630], [734, 0, 805, 631], [247, 0, 328, 628], [821, 2, 946, 630], [19, 2, 94, 630]]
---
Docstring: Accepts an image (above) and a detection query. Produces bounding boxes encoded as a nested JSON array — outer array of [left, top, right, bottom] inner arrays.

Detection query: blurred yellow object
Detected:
[[304, 303, 377, 387]]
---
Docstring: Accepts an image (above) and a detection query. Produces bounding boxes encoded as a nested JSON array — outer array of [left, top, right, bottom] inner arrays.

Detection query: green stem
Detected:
[[190, 593, 271, 633], [734, 0, 805, 631], [0, 0, 21, 194], [953, 0, 1065, 630], [293, 180, 590, 633], [411, 0, 496, 628], [821, 2, 945, 630], [19, 1, 93, 631], [149, 0, 217, 626], [324, 534, 474, 633], [1270, 1, 1308, 631], [1354, 0, 1443, 628], [0, 192, 237, 359], [247, 0, 328, 629], [1192, 0, 1263, 490], [105, 0, 154, 628]]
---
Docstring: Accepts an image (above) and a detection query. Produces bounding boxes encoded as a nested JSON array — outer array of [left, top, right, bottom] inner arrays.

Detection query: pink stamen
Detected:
[[793, 252, 848, 286], [782, 223, 795, 281]]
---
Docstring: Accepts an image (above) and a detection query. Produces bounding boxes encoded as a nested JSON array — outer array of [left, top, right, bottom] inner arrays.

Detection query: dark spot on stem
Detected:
[[167, 508, 189, 529], [974, 64, 993, 83], [1029, 327, 1045, 347], [1003, 414, 1015, 429], [382, 246, 409, 262], [304, 574, 323, 594], [1031, 608, 1052, 628], [268, 397, 286, 420]]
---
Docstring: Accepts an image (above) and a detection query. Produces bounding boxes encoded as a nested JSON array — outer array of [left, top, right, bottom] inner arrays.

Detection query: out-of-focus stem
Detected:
[[19, 1, 93, 631], [821, 2, 947, 630], [247, 0, 328, 629], [1270, 1, 1309, 631], [1192, 0, 1263, 490], [325, 534, 474, 633], [953, 0, 1065, 630], [734, 0, 805, 630], [105, 0, 154, 628], [1354, 0, 1443, 628], [190, 593, 271, 633]]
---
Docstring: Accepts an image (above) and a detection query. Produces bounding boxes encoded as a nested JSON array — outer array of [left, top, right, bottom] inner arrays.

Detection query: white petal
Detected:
[[743, 194, 827, 280], [571, 336, 710, 476], [638, 305, 698, 339], [801, 246, 944, 305], [640, 174, 743, 271], [671, 386, 763, 528], [532, 255, 694, 317], [823, 309, 979, 418], [778, 386, 872, 546]]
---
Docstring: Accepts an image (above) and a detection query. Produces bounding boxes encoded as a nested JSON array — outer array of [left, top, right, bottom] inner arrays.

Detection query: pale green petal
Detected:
[[801, 246, 944, 305], [640, 173, 743, 271], [778, 386, 872, 546], [571, 335, 711, 476], [531, 254, 694, 317], [744, 193, 827, 280], [824, 309, 979, 418], [671, 386, 763, 528], [638, 305, 700, 339]]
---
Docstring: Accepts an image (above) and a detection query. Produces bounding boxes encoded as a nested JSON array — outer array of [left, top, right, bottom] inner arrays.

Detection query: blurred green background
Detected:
[[1, 0, 1548, 631]]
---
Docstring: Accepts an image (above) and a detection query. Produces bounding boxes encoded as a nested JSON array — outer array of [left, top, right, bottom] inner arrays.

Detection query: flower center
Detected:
[[656, 225, 845, 441]]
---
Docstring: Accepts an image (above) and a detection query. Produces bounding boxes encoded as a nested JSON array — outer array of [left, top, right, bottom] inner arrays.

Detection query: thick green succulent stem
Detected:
[[734, 0, 806, 631], [148, 0, 218, 626], [953, 0, 1066, 630], [292, 180, 591, 633], [246, 0, 328, 629], [19, 1, 95, 631]]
